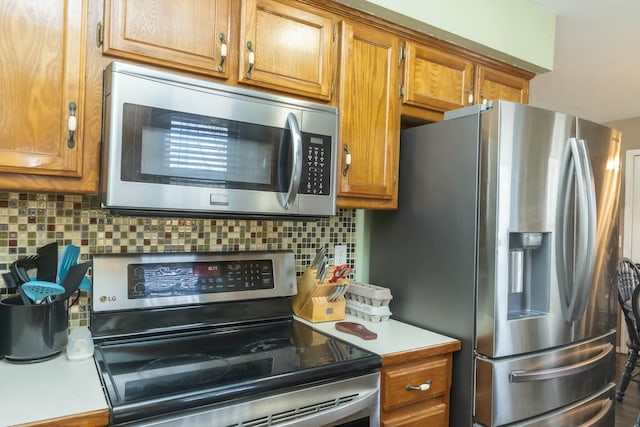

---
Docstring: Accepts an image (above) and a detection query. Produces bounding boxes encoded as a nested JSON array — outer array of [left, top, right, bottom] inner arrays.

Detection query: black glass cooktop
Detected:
[[94, 318, 380, 423]]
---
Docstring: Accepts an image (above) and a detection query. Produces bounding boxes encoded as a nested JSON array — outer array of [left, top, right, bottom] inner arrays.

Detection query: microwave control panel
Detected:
[[300, 133, 331, 196]]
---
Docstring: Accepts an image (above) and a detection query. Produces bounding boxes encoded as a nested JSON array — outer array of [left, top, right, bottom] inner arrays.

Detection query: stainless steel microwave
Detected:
[[100, 62, 338, 218]]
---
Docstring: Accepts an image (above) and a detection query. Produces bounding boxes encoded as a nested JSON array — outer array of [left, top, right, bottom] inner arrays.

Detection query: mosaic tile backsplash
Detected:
[[0, 192, 356, 330]]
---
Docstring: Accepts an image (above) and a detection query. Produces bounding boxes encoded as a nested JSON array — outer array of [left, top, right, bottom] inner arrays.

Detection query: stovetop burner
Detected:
[[243, 337, 293, 353], [95, 319, 379, 413]]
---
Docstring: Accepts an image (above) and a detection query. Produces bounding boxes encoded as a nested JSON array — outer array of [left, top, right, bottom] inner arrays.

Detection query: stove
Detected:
[[90, 251, 381, 426]]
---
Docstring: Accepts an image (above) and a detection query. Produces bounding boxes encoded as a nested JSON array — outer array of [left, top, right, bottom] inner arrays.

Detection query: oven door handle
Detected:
[[280, 112, 303, 210], [283, 386, 378, 426]]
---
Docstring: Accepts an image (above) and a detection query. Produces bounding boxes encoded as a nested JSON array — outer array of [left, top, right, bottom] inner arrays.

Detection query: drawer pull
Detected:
[[509, 343, 612, 383], [406, 379, 432, 391]]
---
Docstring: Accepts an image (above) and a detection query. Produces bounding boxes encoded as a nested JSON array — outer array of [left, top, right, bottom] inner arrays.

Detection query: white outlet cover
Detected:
[[334, 244, 347, 265]]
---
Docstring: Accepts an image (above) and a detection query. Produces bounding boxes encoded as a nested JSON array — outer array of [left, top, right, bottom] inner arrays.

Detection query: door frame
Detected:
[[621, 149, 640, 352]]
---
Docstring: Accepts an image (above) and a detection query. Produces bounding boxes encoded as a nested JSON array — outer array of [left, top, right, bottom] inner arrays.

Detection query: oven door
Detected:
[[101, 61, 337, 217], [124, 372, 380, 427]]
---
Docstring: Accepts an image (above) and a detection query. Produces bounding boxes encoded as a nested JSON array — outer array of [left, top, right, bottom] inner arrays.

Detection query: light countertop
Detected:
[[0, 316, 458, 426], [0, 353, 108, 427], [295, 314, 460, 357]]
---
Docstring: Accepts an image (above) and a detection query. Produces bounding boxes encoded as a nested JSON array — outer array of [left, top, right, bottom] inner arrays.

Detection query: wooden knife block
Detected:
[[293, 266, 348, 323]]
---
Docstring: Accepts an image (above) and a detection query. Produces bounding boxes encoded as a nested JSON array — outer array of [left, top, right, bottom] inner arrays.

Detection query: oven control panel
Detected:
[[91, 250, 296, 312], [128, 260, 275, 299]]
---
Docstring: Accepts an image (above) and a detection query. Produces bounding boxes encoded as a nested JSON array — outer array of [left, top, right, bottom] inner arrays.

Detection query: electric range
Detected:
[[90, 250, 381, 426]]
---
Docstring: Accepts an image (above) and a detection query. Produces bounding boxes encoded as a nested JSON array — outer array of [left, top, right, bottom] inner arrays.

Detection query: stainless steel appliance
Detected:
[[100, 62, 338, 218], [368, 101, 621, 426], [91, 250, 381, 426]]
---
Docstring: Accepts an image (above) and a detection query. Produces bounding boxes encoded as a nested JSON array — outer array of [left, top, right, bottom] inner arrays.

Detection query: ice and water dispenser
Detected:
[[508, 232, 551, 319]]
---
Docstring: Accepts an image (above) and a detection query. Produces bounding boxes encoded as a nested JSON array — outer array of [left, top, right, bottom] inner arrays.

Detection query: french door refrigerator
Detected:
[[368, 101, 621, 426]]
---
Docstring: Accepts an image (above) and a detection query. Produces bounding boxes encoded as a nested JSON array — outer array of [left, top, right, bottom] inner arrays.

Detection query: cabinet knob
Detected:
[[465, 88, 473, 105], [406, 379, 432, 391], [342, 144, 351, 177], [246, 41, 255, 79], [218, 33, 227, 72], [67, 102, 77, 148]]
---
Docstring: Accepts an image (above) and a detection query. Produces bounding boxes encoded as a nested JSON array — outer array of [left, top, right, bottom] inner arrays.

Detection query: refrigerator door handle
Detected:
[[570, 138, 597, 321], [579, 397, 613, 427], [556, 138, 597, 322], [557, 139, 578, 321], [508, 343, 613, 383]]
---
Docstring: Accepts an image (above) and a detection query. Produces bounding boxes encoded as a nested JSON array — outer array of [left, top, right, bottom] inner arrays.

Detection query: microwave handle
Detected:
[[282, 112, 303, 209]]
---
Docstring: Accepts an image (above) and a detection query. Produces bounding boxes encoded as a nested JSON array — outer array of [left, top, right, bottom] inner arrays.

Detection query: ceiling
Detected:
[[528, 0, 640, 124]]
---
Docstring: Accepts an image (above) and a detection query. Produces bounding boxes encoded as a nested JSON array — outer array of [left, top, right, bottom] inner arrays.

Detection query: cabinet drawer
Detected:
[[381, 399, 447, 427], [381, 355, 450, 411]]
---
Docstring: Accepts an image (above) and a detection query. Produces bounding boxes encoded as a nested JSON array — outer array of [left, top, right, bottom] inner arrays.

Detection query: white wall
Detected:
[[336, 0, 556, 73]]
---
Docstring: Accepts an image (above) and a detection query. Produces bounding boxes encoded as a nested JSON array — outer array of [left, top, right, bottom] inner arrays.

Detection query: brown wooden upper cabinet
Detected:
[[102, 0, 232, 79], [475, 64, 529, 104], [400, 40, 474, 113], [337, 20, 401, 209], [238, 0, 337, 100], [103, 0, 336, 101], [0, 0, 90, 191], [400, 40, 531, 120]]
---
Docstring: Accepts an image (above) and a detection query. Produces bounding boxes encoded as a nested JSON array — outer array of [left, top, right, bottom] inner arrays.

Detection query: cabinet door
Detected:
[[402, 41, 474, 112], [0, 0, 86, 178], [476, 64, 529, 104], [239, 0, 336, 100], [337, 20, 401, 209], [381, 402, 448, 427], [103, 0, 231, 78]]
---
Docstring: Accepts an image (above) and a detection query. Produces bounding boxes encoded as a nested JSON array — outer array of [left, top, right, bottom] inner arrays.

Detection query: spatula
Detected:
[[21, 281, 65, 304], [56, 261, 92, 301], [36, 242, 59, 283], [58, 244, 80, 283]]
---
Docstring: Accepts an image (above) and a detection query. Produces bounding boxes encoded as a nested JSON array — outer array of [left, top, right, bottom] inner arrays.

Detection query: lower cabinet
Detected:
[[26, 409, 110, 427], [380, 349, 455, 427]]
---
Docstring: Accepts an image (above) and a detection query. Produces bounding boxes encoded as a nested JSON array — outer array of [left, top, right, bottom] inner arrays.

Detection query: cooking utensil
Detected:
[[36, 242, 58, 282], [17, 284, 33, 305], [331, 284, 349, 302], [78, 276, 91, 291], [9, 255, 39, 286], [316, 255, 327, 280], [58, 244, 80, 283], [310, 246, 326, 269], [2, 272, 18, 288], [21, 281, 65, 304], [330, 264, 352, 283], [327, 285, 342, 302], [335, 321, 377, 340], [317, 256, 329, 283], [56, 260, 92, 301]]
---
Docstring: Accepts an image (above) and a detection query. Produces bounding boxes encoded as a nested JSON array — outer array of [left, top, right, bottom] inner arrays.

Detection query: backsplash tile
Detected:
[[0, 192, 356, 330]]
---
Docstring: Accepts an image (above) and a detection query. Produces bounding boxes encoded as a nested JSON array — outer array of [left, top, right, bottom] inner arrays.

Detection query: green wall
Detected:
[[337, 0, 556, 73]]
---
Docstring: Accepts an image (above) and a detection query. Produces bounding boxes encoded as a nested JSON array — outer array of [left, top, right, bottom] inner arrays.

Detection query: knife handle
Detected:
[[335, 321, 377, 340]]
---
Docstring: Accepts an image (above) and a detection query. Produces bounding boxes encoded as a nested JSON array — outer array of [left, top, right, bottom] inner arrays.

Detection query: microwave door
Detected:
[[278, 113, 303, 210]]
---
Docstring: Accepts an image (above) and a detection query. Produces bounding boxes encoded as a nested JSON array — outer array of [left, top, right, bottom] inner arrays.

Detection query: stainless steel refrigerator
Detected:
[[368, 101, 621, 426]]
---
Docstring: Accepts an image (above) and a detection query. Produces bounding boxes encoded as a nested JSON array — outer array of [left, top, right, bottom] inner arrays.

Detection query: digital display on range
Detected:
[[127, 260, 275, 299], [193, 264, 222, 277]]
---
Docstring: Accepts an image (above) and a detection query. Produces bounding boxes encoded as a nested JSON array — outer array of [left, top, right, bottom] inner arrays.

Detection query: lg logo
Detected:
[[99, 295, 117, 303]]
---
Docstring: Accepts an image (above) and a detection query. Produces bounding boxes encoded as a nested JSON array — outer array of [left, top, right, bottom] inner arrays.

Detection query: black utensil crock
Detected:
[[0, 296, 68, 362]]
